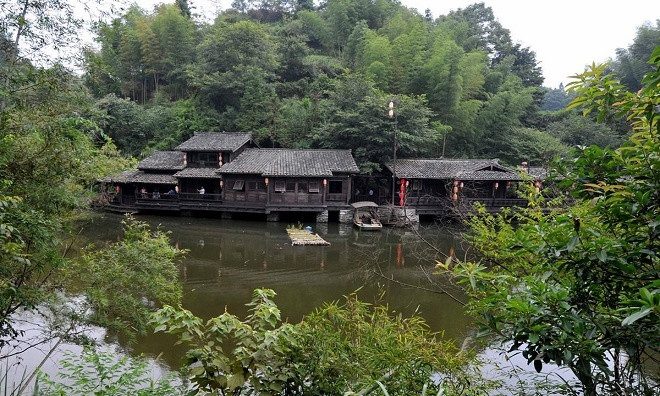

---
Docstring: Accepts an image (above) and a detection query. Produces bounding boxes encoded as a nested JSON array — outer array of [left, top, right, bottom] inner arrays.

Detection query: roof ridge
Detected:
[[243, 148, 353, 152], [193, 131, 252, 135], [397, 158, 497, 162]]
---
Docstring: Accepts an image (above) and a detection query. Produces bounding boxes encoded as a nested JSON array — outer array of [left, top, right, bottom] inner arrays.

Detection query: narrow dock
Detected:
[[286, 228, 330, 246]]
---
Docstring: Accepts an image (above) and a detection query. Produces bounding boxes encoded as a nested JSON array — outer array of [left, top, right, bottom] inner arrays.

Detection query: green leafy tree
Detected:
[[152, 289, 302, 394], [152, 289, 484, 395], [65, 216, 185, 335], [148, 4, 197, 99], [38, 347, 183, 396], [611, 20, 660, 91], [446, 53, 659, 395], [95, 94, 148, 156], [0, 63, 135, 349], [175, 0, 192, 18], [540, 83, 574, 111], [316, 76, 440, 172], [192, 19, 277, 112], [297, 293, 476, 395], [546, 112, 623, 148]]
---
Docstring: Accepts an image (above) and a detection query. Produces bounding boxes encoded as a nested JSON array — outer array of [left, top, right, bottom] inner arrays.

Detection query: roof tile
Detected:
[[101, 170, 177, 185], [138, 151, 185, 171], [386, 159, 525, 180], [174, 168, 221, 179], [218, 149, 359, 177], [175, 132, 251, 152]]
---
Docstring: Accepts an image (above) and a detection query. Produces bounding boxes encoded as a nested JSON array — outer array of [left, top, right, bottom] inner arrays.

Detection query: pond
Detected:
[[8, 212, 571, 392], [85, 213, 471, 368]]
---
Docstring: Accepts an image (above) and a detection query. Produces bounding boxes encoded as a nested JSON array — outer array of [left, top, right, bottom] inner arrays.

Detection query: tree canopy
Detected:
[[82, 0, 576, 169]]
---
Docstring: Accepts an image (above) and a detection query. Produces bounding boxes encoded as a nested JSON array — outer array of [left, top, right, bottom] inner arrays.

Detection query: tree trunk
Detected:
[[573, 359, 597, 396], [13, 0, 31, 56]]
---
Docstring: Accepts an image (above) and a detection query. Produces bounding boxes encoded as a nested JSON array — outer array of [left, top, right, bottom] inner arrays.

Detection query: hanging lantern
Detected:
[[459, 182, 464, 189], [494, 182, 499, 189], [183, 152, 187, 166], [323, 179, 327, 186], [115, 185, 121, 193], [264, 177, 269, 185], [220, 180, 224, 188]]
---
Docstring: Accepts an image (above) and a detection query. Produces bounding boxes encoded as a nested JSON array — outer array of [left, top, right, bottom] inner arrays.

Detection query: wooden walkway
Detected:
[[286, 229, 330, 246]]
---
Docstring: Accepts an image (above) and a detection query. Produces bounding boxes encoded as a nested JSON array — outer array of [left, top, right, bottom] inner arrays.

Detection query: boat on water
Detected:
[[351, 201, 383, 231]]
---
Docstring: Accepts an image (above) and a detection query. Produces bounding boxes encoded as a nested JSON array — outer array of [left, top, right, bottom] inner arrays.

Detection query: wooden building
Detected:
[[217, 148, 359, 221], [100, 150, 184, 211], [385, 158, 543, 215], [174, 132, 251, 200], [99, 135, 359, 221]]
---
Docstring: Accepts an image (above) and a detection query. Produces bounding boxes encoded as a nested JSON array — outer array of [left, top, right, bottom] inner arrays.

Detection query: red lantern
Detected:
[[399, 178, 406, 206]]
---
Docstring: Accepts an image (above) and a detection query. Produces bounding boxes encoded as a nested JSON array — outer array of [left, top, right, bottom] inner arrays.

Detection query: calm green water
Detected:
[[81, 213, 471, 369]]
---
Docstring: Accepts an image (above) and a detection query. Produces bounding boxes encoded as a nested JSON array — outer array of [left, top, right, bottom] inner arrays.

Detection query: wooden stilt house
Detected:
[[217, 149, 359, 215], [385, 158, 544, 214]]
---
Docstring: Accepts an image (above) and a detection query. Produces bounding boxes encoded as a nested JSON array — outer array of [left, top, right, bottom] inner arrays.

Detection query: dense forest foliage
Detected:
[[80, 1, 654, 170]]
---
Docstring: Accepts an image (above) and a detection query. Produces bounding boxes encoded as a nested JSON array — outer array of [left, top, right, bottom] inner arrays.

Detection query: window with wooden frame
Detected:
[[329, 180, 343, 194], [256, 181, 266, 191], [274, 181, 286, 192], [246, 181, 257, 191], [297, 181, 308, 193], [233, 180, 245, 191], [308, 181, 320, 193], [286, 181, 296, 192], [412, 180, 422, 190]]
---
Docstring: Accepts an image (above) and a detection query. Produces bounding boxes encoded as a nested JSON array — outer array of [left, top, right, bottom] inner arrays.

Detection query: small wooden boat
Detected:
[[351, 201, 383, 231]]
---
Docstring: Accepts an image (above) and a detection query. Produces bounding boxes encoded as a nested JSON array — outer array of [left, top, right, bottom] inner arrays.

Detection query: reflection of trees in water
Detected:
[[346, 226, 469, 308]]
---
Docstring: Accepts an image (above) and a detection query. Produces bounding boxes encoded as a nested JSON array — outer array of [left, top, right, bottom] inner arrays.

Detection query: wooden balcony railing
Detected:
[[178, 192, 222, 201], [269, 193, 324, 205], [326, 193, 348, 203]]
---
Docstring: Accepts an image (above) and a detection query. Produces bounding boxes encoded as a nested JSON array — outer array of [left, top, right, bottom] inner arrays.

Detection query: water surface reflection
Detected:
[[82, 214, 470, 368]]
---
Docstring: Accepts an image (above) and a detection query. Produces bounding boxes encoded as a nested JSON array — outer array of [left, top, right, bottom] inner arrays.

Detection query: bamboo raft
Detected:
[[286, 228, 330, 246]]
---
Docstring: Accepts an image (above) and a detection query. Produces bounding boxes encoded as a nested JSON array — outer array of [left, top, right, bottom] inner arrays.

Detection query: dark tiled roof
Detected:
[[101, 170, 177, 185], [527, 167, 547, 180], [175, 132, 251, 152], [386, 159, 523, 181], [138, 151, 185, 171], [218, 149, 359, 177], [174, 168, 221, 179]]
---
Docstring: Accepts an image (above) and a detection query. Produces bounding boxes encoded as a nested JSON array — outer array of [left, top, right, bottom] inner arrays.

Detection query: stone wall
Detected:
[[339, 209, 353, 223], [378, 206, 419, 226], [315, 210, 329, 223]]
